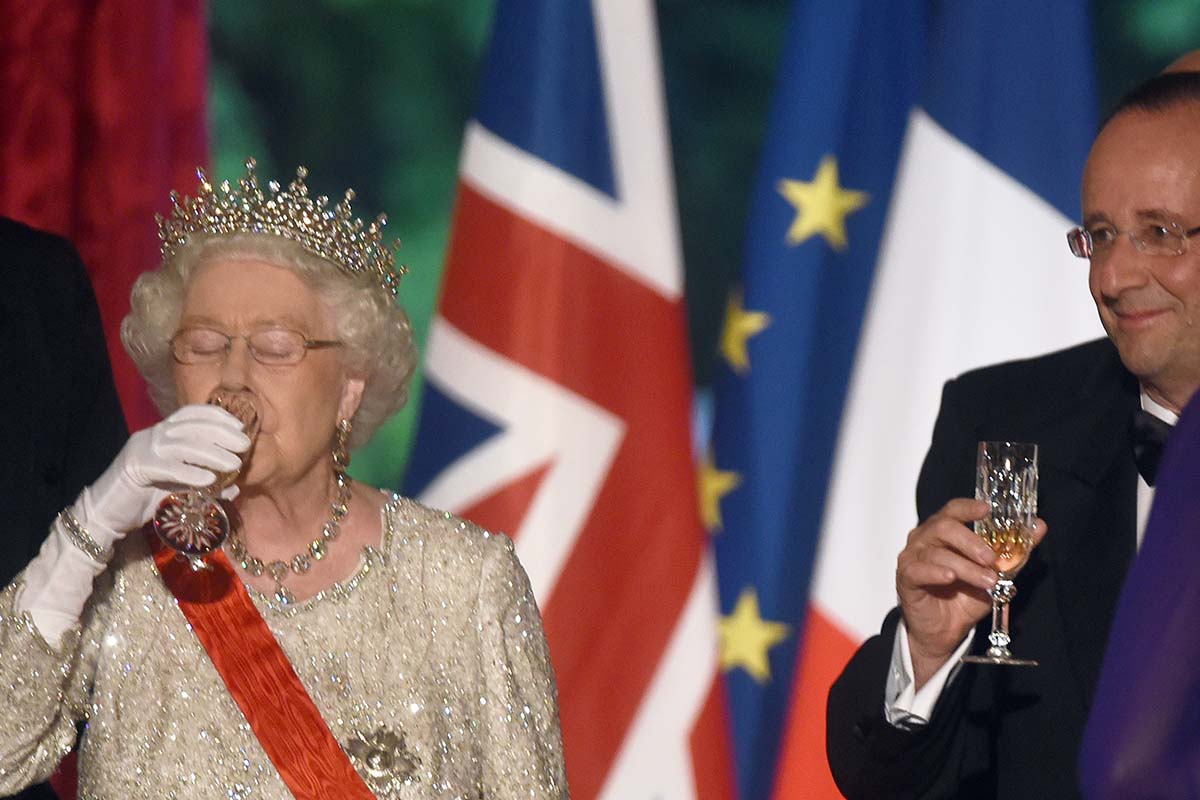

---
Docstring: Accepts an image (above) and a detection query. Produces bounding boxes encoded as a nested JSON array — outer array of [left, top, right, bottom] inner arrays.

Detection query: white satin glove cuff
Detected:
[[15, 510, 114, 647]]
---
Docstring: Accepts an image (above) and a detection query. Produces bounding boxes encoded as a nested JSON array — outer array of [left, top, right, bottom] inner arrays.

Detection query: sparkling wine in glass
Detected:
[[152, 389, 259, 562], [962, 440, 1039, 667]]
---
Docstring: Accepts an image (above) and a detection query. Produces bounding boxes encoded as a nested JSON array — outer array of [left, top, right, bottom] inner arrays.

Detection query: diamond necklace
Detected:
[[226, 470, 352, 605]]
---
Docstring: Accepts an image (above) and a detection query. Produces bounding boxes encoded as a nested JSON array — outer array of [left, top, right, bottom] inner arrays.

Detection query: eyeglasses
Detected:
[[1067, 220, 1200, 259], [170, 327, 343, 366]]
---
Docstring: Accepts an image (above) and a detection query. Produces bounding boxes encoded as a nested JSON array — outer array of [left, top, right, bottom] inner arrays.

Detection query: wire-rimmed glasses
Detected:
[[1067, 219, 1200, 259], [170, 327, 342, 366]]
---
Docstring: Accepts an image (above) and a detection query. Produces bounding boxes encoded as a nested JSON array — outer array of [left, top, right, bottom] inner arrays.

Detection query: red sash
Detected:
[[152, 539, 376, 799]]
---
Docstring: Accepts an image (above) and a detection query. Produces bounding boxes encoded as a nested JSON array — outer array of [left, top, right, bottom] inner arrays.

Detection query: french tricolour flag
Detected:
[[709, 2, 1105, 797], [404, 2, 735, 798]]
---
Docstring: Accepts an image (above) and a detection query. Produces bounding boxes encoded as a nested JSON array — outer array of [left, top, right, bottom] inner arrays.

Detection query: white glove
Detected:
[[82, 403, 251, 540], [16, 405, 251, 646]]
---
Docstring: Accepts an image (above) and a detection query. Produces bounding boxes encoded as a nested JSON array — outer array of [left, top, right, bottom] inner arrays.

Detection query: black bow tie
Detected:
[[1132, 409, 1174, 486]]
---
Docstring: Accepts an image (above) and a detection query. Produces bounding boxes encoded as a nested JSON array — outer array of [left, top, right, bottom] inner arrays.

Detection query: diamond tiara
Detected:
[[157, 157, 404, 297]]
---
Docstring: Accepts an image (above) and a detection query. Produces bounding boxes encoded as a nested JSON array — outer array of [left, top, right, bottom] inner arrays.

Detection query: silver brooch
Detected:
[[345, 726, 420, 793]]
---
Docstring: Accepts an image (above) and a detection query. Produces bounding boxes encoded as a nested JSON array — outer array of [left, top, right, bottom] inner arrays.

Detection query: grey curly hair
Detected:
[[120, 232, 416, 449]]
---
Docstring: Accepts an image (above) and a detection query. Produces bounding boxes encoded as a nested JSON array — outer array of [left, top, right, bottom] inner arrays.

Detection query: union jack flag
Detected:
[[404, 2, 735, 797]]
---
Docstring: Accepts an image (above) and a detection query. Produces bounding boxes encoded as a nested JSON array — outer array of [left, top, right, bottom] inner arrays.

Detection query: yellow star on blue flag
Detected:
[[718, 587, 791, 683], [698, 451, 741, 532], [778, 155, 869, 251], [720, 289, 771, 375]]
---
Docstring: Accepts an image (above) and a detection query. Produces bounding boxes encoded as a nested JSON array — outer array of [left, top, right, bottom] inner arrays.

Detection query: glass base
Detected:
[[961, 654, 1038, 667], [153, 492, 230, 555]]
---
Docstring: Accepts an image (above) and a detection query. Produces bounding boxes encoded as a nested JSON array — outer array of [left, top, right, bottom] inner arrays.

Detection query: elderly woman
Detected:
[[0, 161, 567, 799]]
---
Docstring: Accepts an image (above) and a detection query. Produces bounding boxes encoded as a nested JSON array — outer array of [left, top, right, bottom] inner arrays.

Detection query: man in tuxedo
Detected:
[[826, 71, 1200, 798], [0, 216, 127, 800]]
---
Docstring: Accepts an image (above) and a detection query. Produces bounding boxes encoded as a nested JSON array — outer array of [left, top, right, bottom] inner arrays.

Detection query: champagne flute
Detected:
[[152, 389, 259, 563], [962, 441, 1039, 667]]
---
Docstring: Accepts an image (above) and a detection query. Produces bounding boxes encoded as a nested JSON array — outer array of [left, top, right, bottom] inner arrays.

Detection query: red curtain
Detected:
[[0, 0, 208, 434]]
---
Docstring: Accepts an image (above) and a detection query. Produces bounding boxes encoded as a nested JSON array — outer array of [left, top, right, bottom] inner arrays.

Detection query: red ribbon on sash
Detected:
[[152, 538, 376, 799]]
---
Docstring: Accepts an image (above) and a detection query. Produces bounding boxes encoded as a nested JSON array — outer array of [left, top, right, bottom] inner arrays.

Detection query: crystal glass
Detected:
[[152, 389, 259, 560], [962, 441, 1039, 667]]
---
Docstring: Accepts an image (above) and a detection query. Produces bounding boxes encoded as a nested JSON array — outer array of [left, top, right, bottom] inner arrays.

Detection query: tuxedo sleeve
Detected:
[[826, 377, 980, 799], [10, 227, 129, 592], [42, 233, 128, 514], [0, 221, 128, 800]]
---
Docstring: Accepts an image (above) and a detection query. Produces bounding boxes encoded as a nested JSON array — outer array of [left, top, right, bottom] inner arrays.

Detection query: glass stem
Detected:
[[987, 573, 1015, 657]]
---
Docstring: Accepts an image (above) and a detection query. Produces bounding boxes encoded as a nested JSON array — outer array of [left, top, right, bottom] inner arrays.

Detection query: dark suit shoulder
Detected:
[[943, 338, 1134, 429], [0, 216, 77, 258], [0, 216, 91, 301], [952, 338, 1123, 394], [0, 216, 56, 241]]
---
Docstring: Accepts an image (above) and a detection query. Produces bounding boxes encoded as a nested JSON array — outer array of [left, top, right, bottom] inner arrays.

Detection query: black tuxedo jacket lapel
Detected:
[[1039, 375, 1138, 709]]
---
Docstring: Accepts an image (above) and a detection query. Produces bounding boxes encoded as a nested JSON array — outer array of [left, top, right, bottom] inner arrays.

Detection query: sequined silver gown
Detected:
[[0, 496, 568, 799]]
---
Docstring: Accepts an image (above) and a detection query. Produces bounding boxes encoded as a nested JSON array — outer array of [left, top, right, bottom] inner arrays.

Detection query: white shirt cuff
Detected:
[[884, 618, 974, 728]]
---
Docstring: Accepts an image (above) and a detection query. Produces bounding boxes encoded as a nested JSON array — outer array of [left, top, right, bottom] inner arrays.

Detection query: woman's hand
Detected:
[[15, 406, 251, 646], [83, 404, 251, 537]]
